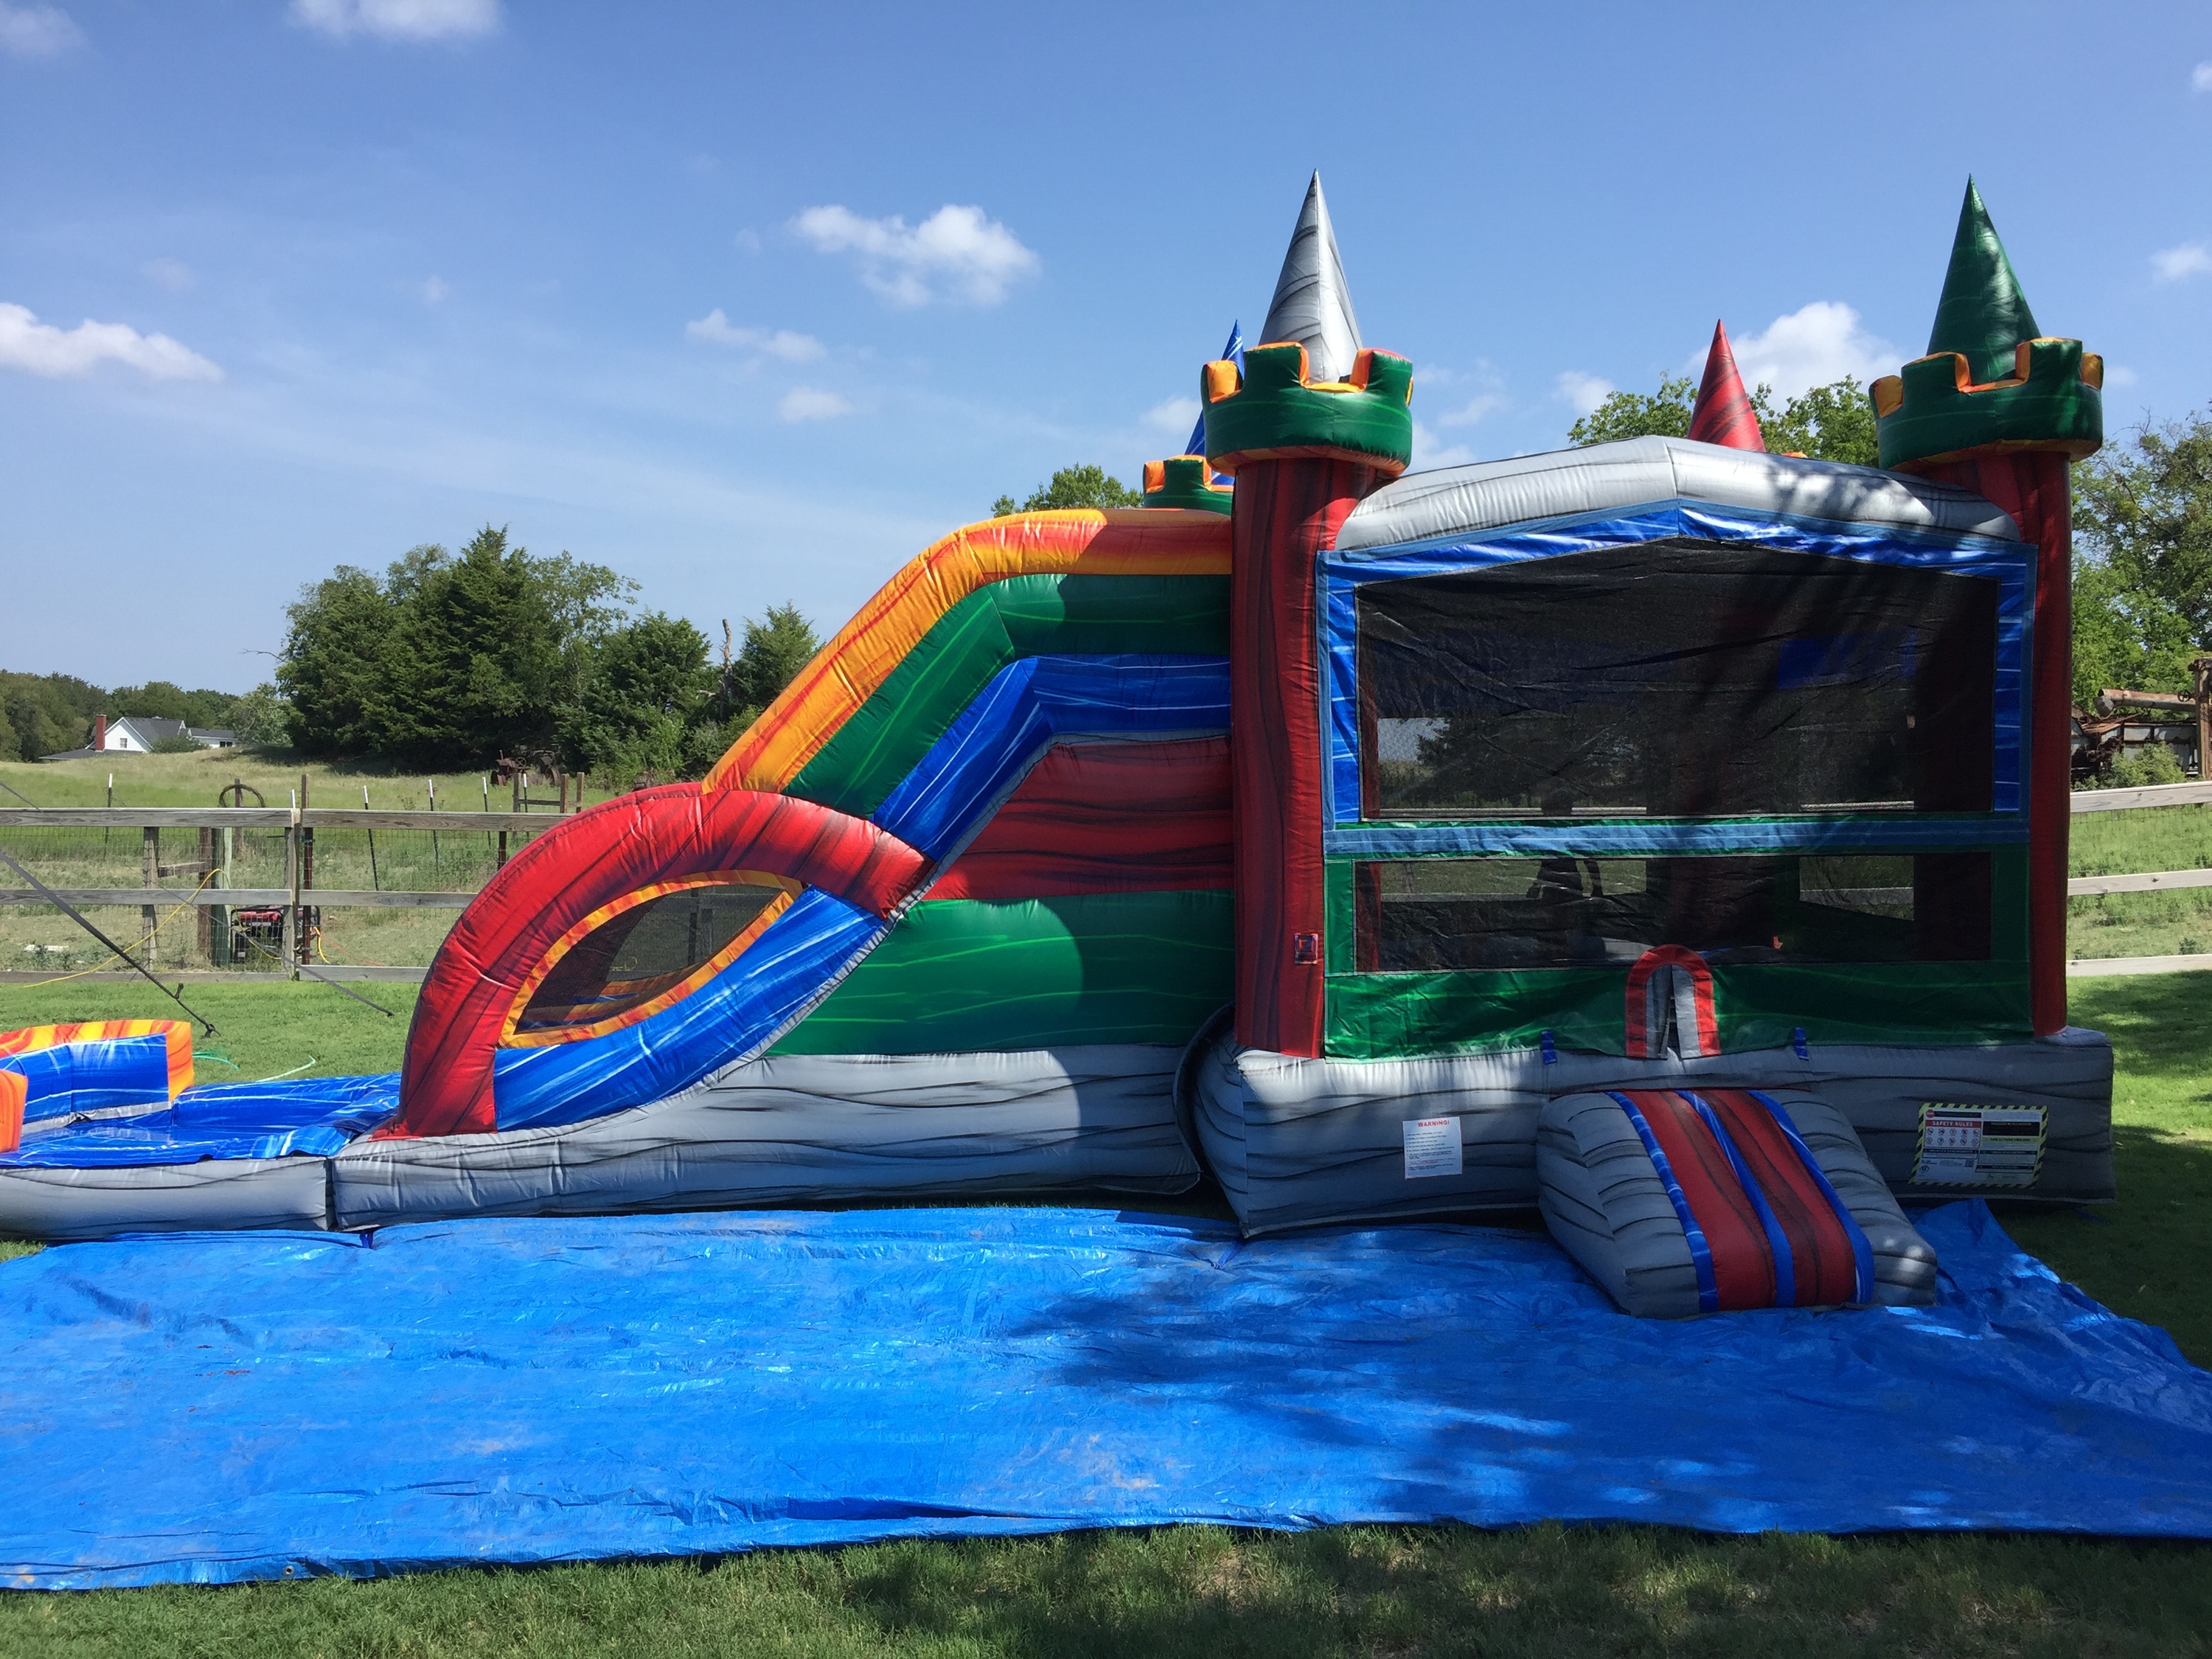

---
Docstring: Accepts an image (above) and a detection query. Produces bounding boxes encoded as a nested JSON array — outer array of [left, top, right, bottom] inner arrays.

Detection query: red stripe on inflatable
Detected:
[[1622, 1088, 1775, 1310], [392, 785, 931, 1138], [1233, 456, 1376, 1057], [1699, 1088, 1862, 1307], [928, 739, 1231, 902], [1911, 451, 2070, 1035], [1623, 945, 1717, 1059]]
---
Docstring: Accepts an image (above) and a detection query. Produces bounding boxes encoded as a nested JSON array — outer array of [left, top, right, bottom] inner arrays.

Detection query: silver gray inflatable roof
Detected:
[[1258, 172, 1363, 383], [1335, 435, 2024, 552]]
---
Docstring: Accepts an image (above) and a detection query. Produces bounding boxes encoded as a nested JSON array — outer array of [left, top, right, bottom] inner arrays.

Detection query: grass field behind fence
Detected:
[[10, 754, 2210, 968], [0, 975, 2206, 1654]]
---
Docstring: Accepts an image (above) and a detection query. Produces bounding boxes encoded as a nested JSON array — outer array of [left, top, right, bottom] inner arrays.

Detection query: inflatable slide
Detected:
[[0, 175, 2115, 1318]]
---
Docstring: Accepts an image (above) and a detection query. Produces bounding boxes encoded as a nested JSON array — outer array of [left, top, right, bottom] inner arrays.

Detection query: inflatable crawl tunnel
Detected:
[[0, 175, 2115, 1289], [1539, 1086, 1936, 1317]]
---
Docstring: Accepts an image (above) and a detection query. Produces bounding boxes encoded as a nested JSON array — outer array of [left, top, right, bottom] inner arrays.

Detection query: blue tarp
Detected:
[[0, 1074, 400, 1169], [1, 1200, 2206, 1589]]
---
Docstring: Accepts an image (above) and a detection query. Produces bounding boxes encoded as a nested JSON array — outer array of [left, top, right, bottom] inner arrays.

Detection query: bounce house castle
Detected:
[[0, 177, 2115, 1317]]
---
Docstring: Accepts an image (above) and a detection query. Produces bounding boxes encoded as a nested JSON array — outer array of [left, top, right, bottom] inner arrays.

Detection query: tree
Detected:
[[279, 565, 400, 757], [370, 527, 567, 769], [726, 603, 821, 717], [1568, 375, 1695, 447], [2071, 409, 2212, 705], [990, 464, 1144, 518], [228, 684, 290, 749], [1568, 373, 1879, 466], [559, 613, 714, 779]]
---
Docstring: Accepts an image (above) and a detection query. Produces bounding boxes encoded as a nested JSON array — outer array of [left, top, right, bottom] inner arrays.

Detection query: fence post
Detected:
[[141, 825, 157, 967], [283, 798, 300, 976]]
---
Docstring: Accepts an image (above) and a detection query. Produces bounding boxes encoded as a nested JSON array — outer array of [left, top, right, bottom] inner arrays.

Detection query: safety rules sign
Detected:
[[1912, 1102, 2046, 1188]]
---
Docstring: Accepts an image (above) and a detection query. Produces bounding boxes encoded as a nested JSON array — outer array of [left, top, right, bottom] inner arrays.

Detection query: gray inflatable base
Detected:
[[1185, 1023, 2113, 1237], [333, 1044, 1198, 1229], [0, 1155, 329, 1242], [1537, 1090, 1938, 1318]]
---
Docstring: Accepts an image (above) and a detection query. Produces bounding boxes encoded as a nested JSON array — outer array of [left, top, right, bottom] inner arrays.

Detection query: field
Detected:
[[0, 974, 2205, 1655]]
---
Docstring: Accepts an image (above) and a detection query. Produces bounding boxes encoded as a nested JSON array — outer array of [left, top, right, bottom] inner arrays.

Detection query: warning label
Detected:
[[1912, 1103, 2046, 1189], [1402, 1116, 1463, 1180]]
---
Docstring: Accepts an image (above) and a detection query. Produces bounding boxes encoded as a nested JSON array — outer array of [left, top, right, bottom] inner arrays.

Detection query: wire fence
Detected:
[[0, 810, 562, 978]]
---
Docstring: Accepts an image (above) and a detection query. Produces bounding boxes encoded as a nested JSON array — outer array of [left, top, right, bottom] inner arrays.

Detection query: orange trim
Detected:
[[702, 511, 1231, 795], [0, 1069, 23, 1153], [1202, 359, 1242, 403], [1142, 459, 1165, 492], [1905, 339, 2095, 398], [0, 1019, 192, 1097], [498, 872, 801, 1048], [1870, 375, 1904, 417], [1207, 442, 1410, 479]]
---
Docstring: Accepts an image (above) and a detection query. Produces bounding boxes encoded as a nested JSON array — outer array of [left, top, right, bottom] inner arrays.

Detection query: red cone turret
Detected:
[[1686, 320, 1764, 451]]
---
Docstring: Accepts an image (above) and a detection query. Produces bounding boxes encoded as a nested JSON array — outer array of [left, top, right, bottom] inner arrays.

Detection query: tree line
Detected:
[[0, 672, 269, 762], [277, 528, 818, 779]]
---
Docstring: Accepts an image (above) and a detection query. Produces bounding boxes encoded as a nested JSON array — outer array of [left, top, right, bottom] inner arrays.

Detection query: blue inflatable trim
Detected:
[[490, 888, 886, 1132], [0, 1074, 399, 1168], [1, 1200, 2205, 1588], [872, 653, 1230, 859]]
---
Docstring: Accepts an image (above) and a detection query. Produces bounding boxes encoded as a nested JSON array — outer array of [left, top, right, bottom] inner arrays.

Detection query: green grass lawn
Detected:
[[0, 976, 2207, 1655]]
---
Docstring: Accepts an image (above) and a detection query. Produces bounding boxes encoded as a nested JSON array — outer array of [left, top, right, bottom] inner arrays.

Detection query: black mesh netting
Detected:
[[1356, 541, 1999, 819], [1352, 853, 1991, 972], [518, 880, 785, 1032]]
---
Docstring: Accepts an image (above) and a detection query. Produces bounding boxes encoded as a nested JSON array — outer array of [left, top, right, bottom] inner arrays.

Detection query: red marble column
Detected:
[[1230, 456, 1379, 1057]]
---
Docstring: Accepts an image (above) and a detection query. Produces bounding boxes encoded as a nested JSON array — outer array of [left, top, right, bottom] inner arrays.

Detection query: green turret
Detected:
[[1872, 180, 2102, 469]]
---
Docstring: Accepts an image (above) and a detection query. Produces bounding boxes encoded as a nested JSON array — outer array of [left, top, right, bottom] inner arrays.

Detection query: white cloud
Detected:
[[776, 386, 853, 422], [0, 301, 221, 382], [142, 257, 194, 292], [1709, 301, 1900, 399], [2104, 363, 2139, 389], [1555, 371, 1614, 415], [418, 275, 449, 305], [291, 0, 498, 42], [686, 309, 824, 361], [2152, 243, 2212, 282], [2194, 61, 2212, 91], [1144, 395, 1200, 438], [1411, 421, 1477, 470], [792, 203, 1040, 307], [0, 3, 81, 56], [1429, 361, 1509, 427]]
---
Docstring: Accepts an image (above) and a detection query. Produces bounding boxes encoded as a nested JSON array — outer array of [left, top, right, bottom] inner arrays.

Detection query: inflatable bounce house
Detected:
[[0, 177, 2115, 1318]]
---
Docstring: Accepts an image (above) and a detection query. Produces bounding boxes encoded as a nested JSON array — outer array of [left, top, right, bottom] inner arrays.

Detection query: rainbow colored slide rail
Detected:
[[0, 176, 2119, 1322]]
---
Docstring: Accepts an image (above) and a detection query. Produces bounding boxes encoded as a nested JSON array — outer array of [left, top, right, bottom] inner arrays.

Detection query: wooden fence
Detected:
[[0, 807, 572, 984], [1, 782, 2207, 985]]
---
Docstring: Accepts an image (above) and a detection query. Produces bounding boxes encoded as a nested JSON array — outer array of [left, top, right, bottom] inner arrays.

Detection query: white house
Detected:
[[43, 715, 237, 759]]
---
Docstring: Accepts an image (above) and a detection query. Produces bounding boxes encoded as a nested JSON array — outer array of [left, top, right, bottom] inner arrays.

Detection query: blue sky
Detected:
[[3, 1, 2208, 692]]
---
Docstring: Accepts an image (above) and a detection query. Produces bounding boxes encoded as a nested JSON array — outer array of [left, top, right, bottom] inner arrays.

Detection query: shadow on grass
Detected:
[[7, 1523, 2212, 1658]]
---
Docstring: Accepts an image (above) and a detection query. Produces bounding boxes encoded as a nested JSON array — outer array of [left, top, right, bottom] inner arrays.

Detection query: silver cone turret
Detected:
[[1256, 172, 1363, 382]]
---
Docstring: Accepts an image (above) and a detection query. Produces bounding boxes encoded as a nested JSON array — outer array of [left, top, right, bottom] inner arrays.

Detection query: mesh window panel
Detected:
[[518, 880, 786, 1032], [1356, 541, 1997, 818], [1352, 854, 1990, 972]]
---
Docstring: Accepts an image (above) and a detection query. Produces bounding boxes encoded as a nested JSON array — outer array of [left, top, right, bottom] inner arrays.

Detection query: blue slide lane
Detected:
[[0, 1074, 400, 1168], [0, 1200, 2206, 1587]]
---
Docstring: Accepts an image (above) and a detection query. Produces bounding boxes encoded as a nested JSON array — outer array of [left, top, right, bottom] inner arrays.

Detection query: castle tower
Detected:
[[1871, 179, 2103, 1034], [1686, 320, 1764, 451], [1202, 175, 1413, 1057]]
